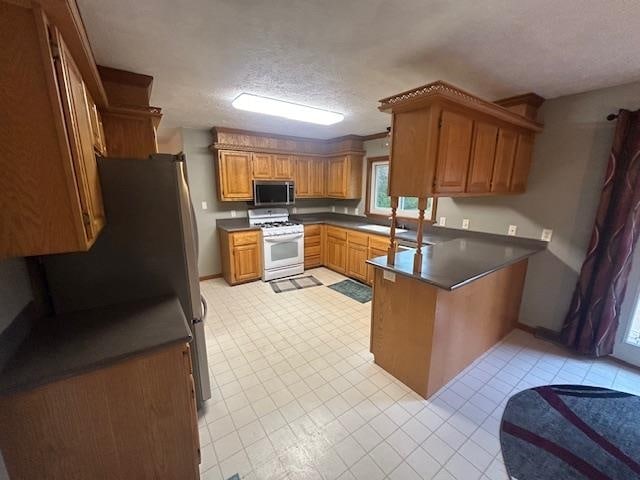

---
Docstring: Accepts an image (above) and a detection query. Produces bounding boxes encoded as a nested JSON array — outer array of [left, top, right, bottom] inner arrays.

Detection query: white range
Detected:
[[248, 208, 304, 281]]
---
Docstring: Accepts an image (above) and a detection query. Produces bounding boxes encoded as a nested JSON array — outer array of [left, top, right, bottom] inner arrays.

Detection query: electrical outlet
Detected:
[[354, 208, 359, 216], [201, 201, 208, 210], [230, 210, 236, 218], [439, 216, 446, 226], [343, 207, 348, 214], [462, 218, 470, 229], [292, 207, 297, 213], [541, 228, 553, 242], [508, 225, 518, 236], [331, 205, 336, 212], [383, 271, 396, 282]]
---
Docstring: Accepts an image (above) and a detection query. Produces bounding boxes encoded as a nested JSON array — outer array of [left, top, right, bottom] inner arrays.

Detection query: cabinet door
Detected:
[[510, 133, 534, 193], [295, 157, 312, 197], [54, 32, 106, 241], [311, 157, 325, 197], [326, 156, 348, 198], [85, 90, 107, 156], [252, 153, 273, 179], [347, 243, 368, 282], [491, 129, 518, 193], [434, 110, 474, 194], [367, 246, 387, 284], [233, 244, 261, 282], [273, 155, 294, 179], [326, 237, 347, 274], [218, 151, 253, 200], [466, 122, 498, 193]]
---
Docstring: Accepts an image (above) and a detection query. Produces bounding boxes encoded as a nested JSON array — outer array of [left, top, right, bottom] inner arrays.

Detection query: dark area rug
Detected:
[[500, 385, 640, 479], [328, 279, 372, 303], [270, 275, 322, 293]]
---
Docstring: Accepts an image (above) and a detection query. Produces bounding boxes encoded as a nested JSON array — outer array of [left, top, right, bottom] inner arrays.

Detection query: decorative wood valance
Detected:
[[210, 127, 366, 157]]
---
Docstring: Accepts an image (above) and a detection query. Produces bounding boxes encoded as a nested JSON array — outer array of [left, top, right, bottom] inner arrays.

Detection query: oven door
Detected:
[[263, 233, 304, 270]]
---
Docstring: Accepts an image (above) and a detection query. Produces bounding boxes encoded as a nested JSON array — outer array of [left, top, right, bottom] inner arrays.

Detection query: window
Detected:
[[367, 157, 433, 219]]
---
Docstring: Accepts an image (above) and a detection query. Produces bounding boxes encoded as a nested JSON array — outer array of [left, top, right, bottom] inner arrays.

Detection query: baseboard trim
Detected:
[[199, 273, 223, 281], [515, 322, 536, 335]]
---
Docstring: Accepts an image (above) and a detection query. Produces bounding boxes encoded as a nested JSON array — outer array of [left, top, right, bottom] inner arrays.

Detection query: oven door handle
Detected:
[[264, 234, 303, 243]]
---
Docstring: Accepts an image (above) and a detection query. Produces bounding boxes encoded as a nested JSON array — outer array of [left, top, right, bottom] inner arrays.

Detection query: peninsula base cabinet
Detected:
[[0, 343, 200, 480], [219, 230, 263, 285]]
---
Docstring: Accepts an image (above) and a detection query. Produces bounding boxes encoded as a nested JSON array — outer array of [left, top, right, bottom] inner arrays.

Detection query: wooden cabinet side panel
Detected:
[[491, 129, 518, 192], [466, 122, 498, 193], [0, 4, 86, 256], [428, 260, 528, 396], [433, 110, 474, 193], [101, 112, 157, 159], [219, 229, 234, 285], [510, 133, 534, 193], [371, 269, 437, 398], [389, 107, 439, 197], [0, 344, 199, 480]]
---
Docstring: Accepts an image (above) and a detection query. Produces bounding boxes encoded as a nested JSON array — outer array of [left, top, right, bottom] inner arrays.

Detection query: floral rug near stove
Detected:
[[500, 384, 640, 479], [269, 275, 322, 293]]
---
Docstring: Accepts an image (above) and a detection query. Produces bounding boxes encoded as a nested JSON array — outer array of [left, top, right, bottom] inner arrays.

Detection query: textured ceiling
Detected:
[[77, 0, 640, 142]]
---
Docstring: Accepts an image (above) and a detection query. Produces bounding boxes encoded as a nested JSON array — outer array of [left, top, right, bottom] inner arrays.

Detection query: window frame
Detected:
[[365, 156, 435, 222]]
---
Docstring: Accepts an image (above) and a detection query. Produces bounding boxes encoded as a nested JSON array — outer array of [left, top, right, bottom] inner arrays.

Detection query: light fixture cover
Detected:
[[232, 93, 344, 125]]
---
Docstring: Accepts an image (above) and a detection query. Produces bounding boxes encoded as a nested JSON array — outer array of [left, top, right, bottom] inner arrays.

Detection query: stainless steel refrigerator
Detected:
[[43, 154, 211, 406]]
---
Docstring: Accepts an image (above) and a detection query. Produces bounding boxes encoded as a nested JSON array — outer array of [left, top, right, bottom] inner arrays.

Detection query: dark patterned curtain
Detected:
[[562, 109, 640, 356]]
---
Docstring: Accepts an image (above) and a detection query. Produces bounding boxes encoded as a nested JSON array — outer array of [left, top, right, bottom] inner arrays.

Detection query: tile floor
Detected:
[[197, 267, 640, 480]]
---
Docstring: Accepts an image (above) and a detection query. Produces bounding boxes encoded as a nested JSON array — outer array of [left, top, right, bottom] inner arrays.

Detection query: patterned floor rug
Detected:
[[269, 275, 322, 293], [500, 385, 640, 479], [328, 279, 372, 303]]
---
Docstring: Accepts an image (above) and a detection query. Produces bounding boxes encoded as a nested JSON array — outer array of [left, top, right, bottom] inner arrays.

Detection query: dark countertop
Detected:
[[216, 212, 546, 290], [0, 295, 191, 396], [368, 238, 542, 290]]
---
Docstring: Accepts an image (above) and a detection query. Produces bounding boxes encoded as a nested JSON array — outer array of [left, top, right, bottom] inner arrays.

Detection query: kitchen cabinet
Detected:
[[0, 342, 200, 479], [346, 231, 369, 282], [296, 156, 326, 198], [466, 122, 498, 193], [0, 3, 107, 256], [491, 128, 519, 193], [433, 110, 474, 194], [273, 154, 294, 179], [86, 90, 107, 156], [253, 153, 274, 179], [304, 224, 323, 268], [326, 155, 362, 199], [219, 230, 262, 284], [379, 81, 543, 199], [310, 157, 326, 197], [216, 150, 254, 201], [325, 227, 348, 274], [367, 235, 389, 285], [510, 133, 534, 193]]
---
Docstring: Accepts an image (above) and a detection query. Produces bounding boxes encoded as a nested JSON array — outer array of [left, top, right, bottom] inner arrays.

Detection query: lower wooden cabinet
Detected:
[[304, 225, 323, 268], [0, 343, 200, 480], [367, 235, 389, 285], [219, 229, 262, 284], [325, 227, 348, 274]]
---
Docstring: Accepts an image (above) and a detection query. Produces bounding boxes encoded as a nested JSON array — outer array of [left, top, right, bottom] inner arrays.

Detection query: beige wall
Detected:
[[360, 81, 640, 331]]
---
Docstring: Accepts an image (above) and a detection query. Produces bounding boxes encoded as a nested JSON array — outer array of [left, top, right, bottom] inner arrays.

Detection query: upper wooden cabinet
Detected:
[[216, 150, 253, 201], [0, 3, 106, 257], [433, 110, 474, 194], [272, 155, 294, 179], [326, 155, 362, 199], [211, 128, 363, 201], [379, 81, 543, 198], [252, 153, 273, 179]]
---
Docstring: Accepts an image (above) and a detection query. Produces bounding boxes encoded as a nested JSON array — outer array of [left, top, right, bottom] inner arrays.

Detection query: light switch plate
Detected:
[[201, 201, 208, 210], [508, 225, 517, 236], [292, 207, 297, 213], [439, 216, 446, 226], [462, 218, 470, 229], [383, 270, 396, 282], [541, 228, 553, 242]]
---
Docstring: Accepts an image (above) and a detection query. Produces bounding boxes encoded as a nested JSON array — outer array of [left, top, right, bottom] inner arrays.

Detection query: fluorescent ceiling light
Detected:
[[232, 93, 344, 125]]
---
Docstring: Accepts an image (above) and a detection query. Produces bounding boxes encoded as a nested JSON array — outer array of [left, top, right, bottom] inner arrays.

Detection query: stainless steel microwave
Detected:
[[253, 181, 295, 206]]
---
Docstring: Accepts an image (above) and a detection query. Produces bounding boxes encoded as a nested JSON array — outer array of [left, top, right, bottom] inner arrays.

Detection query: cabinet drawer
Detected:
[[305, 245, 321, 257], [304, 235, 321, 247], [305, 255, 321, 268], [326, 226, 347, 240], [347, 231, 368, 246], [304, 224, 321, 236], [232, 231, 260, 246], [369, 236, 390, 251]]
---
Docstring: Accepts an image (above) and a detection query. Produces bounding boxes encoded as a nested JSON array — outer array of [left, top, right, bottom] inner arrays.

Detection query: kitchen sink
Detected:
[[358, 224, 407, 234]]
